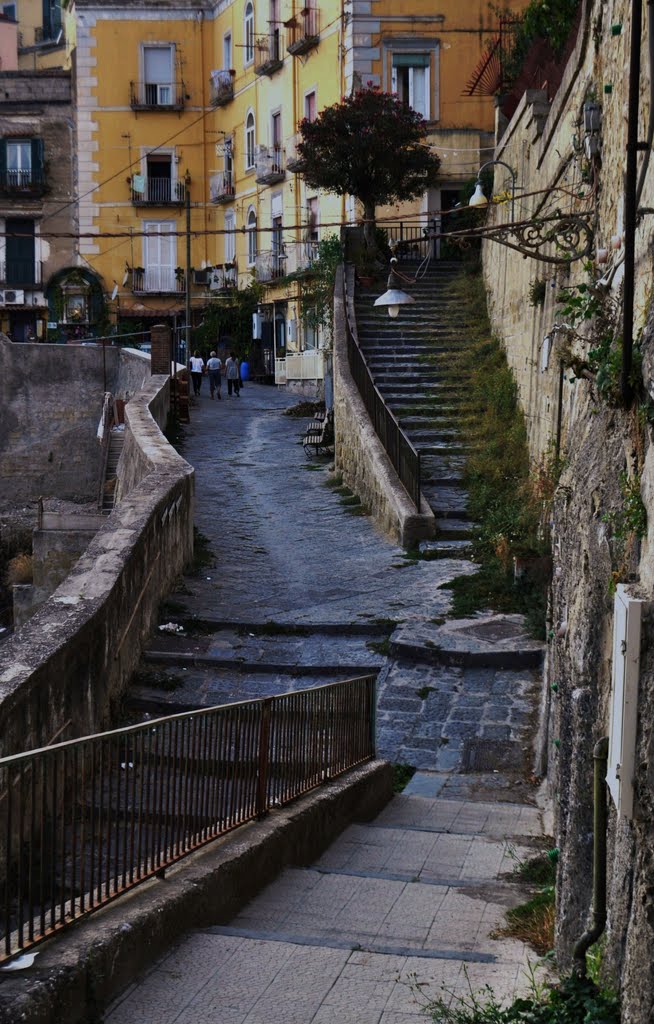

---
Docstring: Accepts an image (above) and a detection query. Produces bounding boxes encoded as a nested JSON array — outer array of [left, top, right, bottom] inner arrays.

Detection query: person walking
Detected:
[[189, 350, 205, 397], [225, 352, 240, 398], [206, 350, 223, 400]]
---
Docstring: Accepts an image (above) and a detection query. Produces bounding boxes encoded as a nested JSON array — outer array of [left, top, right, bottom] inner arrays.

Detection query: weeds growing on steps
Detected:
[[423, 969, 620, 1024], [435, 270, 553, 640]]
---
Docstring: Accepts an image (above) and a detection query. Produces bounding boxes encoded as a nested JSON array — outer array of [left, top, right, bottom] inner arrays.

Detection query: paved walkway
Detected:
[[110, 383, 545, 1023]]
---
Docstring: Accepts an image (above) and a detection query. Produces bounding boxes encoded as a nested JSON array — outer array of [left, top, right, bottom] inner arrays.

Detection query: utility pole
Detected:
[[185, 171, 192, 365]]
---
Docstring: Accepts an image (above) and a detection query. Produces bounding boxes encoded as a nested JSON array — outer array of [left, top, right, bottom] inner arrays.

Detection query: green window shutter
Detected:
[[31, 138, 44, 183], [392, 53, 430, 68]]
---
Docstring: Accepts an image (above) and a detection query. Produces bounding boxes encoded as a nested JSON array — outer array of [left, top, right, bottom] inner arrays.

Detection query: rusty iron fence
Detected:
[[0, 676, 375, 962], [343, 271, 421, 510]]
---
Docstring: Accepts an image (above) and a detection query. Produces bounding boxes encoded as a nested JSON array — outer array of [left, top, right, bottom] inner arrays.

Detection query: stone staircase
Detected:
[[355, 260, 476, 556]]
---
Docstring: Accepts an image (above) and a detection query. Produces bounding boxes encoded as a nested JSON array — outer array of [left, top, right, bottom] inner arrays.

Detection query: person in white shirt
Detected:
[[189, 350, 205, 396], [206, 351, 223, 400]]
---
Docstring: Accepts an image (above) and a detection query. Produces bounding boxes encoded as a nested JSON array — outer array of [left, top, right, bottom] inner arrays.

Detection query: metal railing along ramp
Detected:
[[0, 676, 376, 962], [344, 268, 421, 509]]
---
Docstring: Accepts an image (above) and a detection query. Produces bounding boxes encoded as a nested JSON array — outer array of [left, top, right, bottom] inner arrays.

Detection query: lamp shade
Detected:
[[374, 287, 415, 318], [469, 180, 489, 208]]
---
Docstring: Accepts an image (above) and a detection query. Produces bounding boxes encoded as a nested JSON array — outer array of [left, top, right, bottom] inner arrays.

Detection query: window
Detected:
[[224, 210, 236, 264], [223, 32, 232, 69], [247, 207, 257, 265], [0, 138, 44, 190], [245, 111, 256, 170], [271, 111, 281, 148], [6, 218, 36, 286], [143, 221, 176, 292], [304, 90, 316, 122], [391, 53, 430, 119], [143, 45, 174, 106], [244, 2, 255, 65], [307, 197, 319, 241], [2, 3, 16, 21]]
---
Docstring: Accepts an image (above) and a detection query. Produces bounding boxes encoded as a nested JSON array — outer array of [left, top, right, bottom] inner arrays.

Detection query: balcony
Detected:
[[0, 169, 46, 197], [130, 81, 185, 111], [255, 251, 286, 283], [0, 260, 42, 288], [209, 262, 238, 291], [286, 134, 305, 173], [287, 7, 319, 56], [210, 69, 235, 106], [254, 34, 284, 77], [132, 268, 185, 295], [130, 177, 186, 206], [255, 145, 285, 185], [210, 171, 235, 204]]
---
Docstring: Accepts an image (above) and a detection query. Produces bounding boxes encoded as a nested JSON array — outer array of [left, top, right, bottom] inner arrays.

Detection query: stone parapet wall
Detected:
[[480, 1, 654, 1016], [333, 266, 435, 547], [0, 373, 194, 759]]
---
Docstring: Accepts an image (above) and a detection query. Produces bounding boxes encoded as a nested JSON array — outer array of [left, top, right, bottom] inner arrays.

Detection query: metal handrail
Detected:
[[343, 266, 421, 509], [0, 676, 376, 961]]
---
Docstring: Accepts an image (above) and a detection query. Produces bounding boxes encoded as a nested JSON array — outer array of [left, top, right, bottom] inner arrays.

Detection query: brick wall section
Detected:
[[150, 324, 172, 376]]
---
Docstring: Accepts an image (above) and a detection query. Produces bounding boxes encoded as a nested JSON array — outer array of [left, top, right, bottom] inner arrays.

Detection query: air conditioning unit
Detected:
[[252, 312, 262, 339], [3, 289, 24, 305]]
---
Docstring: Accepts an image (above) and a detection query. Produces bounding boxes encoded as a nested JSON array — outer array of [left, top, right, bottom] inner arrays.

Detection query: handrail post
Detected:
[[256, 698, 273, 818]]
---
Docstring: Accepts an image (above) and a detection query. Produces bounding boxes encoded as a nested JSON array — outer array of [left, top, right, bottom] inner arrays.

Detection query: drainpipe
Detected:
[[572, 736, 609, 976], [622, 0, 644, 407]]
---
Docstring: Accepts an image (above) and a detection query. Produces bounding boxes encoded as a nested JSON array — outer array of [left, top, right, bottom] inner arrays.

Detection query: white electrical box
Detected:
[[252, 312, 262, 340], [287, 318, 297, 344], [608, 585, 644, 819]]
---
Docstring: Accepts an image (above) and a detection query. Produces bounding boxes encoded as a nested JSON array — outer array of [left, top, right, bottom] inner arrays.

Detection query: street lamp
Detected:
[[373, 258, 415, 318], [469, 159, 517, 221]]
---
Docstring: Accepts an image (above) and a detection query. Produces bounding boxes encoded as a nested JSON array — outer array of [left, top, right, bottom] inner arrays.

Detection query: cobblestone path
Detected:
[[110, 383, 546, 1023]]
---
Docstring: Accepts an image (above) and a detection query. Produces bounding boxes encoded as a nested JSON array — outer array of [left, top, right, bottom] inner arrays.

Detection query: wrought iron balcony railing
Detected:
[[209, 171, 235, 204], [255, 145, 285, 185], [0, 170, 46, 195], [255, 251, 286, 283], [254, 34, 284, 76], [209, 69, 235, 106], [209, 262, 238, 291], [130, 178, 186, 206], [132, 268, 185, 294], [287, 7, 319, 56], [130, 81, 185, 111]]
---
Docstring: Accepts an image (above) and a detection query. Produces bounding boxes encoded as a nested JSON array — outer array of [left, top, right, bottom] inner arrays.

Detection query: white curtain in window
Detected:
[[409, 66, 429, 119]]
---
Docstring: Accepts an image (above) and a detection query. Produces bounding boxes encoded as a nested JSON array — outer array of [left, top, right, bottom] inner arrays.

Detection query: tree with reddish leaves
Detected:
[[297, 88, 441, 248]]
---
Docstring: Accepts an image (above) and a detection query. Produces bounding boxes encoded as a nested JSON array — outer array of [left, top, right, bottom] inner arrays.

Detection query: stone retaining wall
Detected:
[[333, 265, 436, 547], [0, 372, 194, 758]]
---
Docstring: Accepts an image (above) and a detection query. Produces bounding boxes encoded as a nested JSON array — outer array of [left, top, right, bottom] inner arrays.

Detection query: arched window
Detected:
[[247, 207, 257, 265], [245, 111, 256, 170], [244, 2, 255, 65]]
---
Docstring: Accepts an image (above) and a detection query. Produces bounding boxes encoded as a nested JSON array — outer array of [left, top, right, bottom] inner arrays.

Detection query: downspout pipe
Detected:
[[622, 0, 644, 407], [572, 736, 609, 976]]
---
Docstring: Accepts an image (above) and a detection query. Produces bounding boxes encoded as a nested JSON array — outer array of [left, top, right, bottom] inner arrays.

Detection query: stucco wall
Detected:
[[333, 266, 436, 547], [479, 1, 654, 1017], [0, 372, 194, 758]]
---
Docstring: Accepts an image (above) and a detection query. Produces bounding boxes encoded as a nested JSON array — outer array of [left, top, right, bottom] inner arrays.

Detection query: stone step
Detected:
[[435, 516, 477, 536], [419, 538, 473, 558], [421, 486, 469, 516]]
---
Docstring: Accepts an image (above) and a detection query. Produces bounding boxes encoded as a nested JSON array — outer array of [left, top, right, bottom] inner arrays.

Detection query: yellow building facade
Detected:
[[70, 0, 527, 385]]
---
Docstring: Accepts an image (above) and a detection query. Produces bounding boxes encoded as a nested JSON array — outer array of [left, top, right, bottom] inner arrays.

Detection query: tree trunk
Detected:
[[363, 201, 376, 249]]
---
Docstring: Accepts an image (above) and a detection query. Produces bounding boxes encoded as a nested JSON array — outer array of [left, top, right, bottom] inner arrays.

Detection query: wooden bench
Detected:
[[303, 410, 334, 456]]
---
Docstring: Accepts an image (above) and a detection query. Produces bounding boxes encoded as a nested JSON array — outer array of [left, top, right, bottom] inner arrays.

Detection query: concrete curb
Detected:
[[0, 760, 393, 1024]]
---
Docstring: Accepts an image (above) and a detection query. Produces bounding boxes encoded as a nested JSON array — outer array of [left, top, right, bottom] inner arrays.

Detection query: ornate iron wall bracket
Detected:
[[434, 212, 595, 265]]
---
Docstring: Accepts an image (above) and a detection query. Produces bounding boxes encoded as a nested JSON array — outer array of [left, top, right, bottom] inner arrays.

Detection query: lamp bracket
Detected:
[[440, 212, 594, 266]]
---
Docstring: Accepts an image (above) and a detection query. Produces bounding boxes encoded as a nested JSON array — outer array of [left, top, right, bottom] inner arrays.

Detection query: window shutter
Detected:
[[392, 53, 430, 68], [0, 139, 7, 179], [31, 138, 44, 176]]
